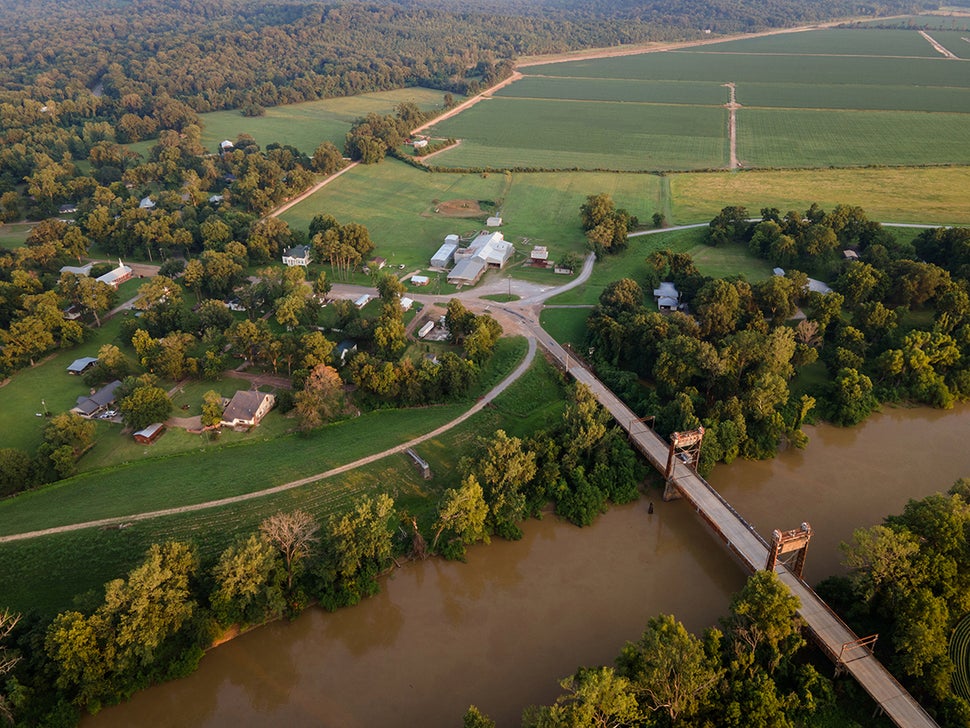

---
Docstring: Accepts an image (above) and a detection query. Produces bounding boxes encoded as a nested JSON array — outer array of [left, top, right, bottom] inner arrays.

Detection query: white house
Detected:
[[282, 244, 311, 267], [413, 139, 428, 149], [139, 196, 155, 209], [400, 296, 414, 312], [220, 391, 275, 428]]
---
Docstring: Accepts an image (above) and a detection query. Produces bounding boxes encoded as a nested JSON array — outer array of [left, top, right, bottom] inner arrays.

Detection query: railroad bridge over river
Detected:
[[522, 319, 939, 728]]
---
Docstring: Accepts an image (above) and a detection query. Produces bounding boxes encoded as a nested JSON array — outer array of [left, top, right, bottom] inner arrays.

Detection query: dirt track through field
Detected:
[[724, 82, 740, 170]]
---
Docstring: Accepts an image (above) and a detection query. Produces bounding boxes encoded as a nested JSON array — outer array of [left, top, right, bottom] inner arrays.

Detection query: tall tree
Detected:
[[260, 510, 319, 592]]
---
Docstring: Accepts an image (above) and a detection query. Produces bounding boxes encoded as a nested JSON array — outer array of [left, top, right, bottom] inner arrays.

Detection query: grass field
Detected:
[[496, 77, 727, 105], [924, 30, 970, 59], [427, 98, 727, 171], [0, 337, 527, 537], [738, 108, 970, 168], [669, 167, 970, 225], [196, 87, 454, 154], [0, 346, 563, 617], [545, 227, 775, 306], [280, 159, 664, 265], [0, 222, 35, 249]]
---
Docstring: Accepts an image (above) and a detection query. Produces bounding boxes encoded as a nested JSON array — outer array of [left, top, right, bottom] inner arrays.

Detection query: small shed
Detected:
[[335, 340, 358, 366], [418, 320, 435, 338], [369, 256, 387, 270], [530, 246, 549, 265], [133, 422, 166, 445], [772, 267, 786, 277], [67, 356, 99, 375], [406, 448, 432, 479], [354, 294, 370, 308], [486, 216, 503, 227], [410, 275, 430, 286], [843, 249, 859, 260]]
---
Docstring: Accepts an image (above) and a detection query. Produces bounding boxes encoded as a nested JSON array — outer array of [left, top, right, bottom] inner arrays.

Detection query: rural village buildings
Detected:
[[446, 231, 513, 285]]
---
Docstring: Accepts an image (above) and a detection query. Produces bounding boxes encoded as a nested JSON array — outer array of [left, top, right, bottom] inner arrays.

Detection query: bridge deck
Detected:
[[527, 325, 938, 728]]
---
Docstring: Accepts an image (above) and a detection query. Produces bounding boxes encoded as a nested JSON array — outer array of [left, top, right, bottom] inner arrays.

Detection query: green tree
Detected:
[[616, 614, 721, 722], [43, 412, 95, 458], [0, 448, 33, 496], [0, 609, 20, 724], [827, 367, 878, 426], [201, 390, 224, 428], [463, 705, 495, 728], [119, 384, 173, 430], [523, 667, 643, 728], [311, 141, 344, 174], [432, 474, 490, 559], [210, 534, 287, 627], [294, 364, 345, 431], [724, 570, 804, 676]]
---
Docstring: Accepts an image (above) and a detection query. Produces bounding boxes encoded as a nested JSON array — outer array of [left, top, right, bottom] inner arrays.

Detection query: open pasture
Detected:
[[0, 222, 34, 249], [427, 97, 726, 171], [196, 87, 454, 154], [669, 166, 970, 225], [697, 27, 942, 57], [281, 159, 663, 261], [738, 108, 970, 168]]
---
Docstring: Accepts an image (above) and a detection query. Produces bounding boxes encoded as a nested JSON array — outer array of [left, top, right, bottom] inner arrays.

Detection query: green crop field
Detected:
[[736, 82, 970, 113], [738, 108, 970, 167], [951, 613, 970, 701], [698, 28, 941, 57], [0, 348, 564, 617], [924, 30, 970, 59], [428, 98, 727, 171], [496, 77, 727, 105]]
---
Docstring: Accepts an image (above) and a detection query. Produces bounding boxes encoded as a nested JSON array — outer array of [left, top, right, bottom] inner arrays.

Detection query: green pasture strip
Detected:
[[524, 51, 970, 89], [280, 161, 663, 262], [197, 87, 455, 154], [0, 317, 130, 453], [0, 336, 527, 536], [669, 166, 970, 226], [501, 76, 727, 105], [0, 222, 35, 249], [427, 98, 727, 171], [545, 227, 772, 306], [736, 81, 970, 113], [693, 28, 942, 57], [540, 307, 591, 349], [950, 613, 970, 701], [738, 108, 970, 168], [0, 353, 566, 617], [922, 30, 970, 59]]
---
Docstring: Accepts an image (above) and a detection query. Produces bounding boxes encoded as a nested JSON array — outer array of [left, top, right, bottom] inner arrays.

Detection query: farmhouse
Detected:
[[96, 260, 133, 289], [653, 282, 680, 312], [73, 380, 122, 418], [282, 244, 311, 267], [400, 296, 414, 312], [220, 390, 275, 428], [133, 422, 166, 445], [66, 356, 99, 375], [62, 305, 83, 321]]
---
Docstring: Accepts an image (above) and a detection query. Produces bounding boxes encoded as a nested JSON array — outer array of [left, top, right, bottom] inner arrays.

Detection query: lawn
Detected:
[[738, 108, 970, 168], [427, 98, 727, 171], [0, 346, 565, 617], [668, 167, 970, 225], [0, 337, 528, 536], [545, 227, 775, 306], [540, 307, 592, 349], [0, 222, 35, 249]]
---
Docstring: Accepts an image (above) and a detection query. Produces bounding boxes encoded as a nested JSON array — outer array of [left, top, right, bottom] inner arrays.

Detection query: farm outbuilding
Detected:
[[354, 294, 371, 308], [67, 356, 99, 375], [133, 422, 166, 444], [431, 241, 459, 268], [410, 275, 430, 286], [418, 320, 435, 338]]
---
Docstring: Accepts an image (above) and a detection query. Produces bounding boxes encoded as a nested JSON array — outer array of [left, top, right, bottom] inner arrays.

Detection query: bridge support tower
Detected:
[[662, 427, 704, 501], [765, 522, 813, 578]]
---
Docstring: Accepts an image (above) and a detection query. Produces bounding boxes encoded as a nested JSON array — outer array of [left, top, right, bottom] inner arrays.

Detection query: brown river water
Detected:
[[88, 404, 970, 728]]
